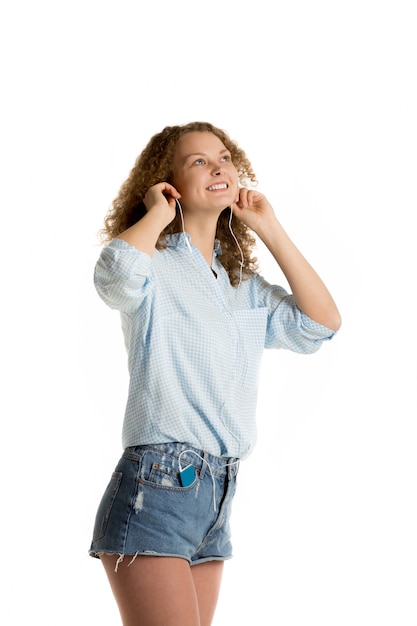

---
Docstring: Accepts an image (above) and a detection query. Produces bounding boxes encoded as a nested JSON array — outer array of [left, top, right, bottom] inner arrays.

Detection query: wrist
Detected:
[[255, 216, 283, 244], [146, 203, 176, 230]]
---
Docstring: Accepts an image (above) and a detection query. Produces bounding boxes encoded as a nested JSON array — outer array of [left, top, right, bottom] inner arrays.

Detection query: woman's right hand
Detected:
[[116, 182, 181, 255], [143, 182, 181, 229]]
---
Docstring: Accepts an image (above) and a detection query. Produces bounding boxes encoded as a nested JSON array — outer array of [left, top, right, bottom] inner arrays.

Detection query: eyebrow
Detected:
[[184, 148, 230, 161]]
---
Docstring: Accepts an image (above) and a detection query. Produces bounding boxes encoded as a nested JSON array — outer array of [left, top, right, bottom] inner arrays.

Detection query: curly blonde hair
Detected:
[[100, 121, 259, 286]]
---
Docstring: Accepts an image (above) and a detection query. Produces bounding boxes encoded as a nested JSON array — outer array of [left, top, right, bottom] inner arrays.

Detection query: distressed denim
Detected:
[[89, 442, 239, 568]]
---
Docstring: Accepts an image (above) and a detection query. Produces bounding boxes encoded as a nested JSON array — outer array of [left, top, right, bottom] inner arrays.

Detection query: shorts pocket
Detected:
[[92, 471, 122, 542], [140, 450, 197, 491]]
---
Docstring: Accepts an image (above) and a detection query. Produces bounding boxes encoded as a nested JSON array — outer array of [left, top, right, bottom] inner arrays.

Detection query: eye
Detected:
[[221, 154, 231, 162], [193, 158, 205, 165]]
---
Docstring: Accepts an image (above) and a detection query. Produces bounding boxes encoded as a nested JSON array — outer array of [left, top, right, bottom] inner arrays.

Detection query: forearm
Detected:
[[116, 211, 165, 256], [116, 183, 178, 255], [117, 205, 172, 256], [258, 219, 342, 331]]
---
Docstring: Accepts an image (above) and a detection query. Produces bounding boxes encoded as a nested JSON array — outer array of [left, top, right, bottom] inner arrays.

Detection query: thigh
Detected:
[[191, 560, 224, 626], [101, 554, 200, 626]]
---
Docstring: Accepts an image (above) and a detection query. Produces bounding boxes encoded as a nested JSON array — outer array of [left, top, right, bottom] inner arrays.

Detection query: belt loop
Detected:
[[199, 450, 209, 480], [228, 458, 239, 478]]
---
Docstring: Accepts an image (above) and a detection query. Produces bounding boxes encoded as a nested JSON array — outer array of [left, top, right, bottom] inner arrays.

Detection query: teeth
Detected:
[[207, 183, 228, 191]]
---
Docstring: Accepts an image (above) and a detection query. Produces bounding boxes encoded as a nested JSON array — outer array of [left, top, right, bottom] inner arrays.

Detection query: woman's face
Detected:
[[171, 131, 239, 214]]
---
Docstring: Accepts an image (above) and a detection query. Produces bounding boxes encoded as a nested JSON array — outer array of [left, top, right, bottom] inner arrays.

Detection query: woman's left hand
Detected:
[[231, 188, 277, 235]]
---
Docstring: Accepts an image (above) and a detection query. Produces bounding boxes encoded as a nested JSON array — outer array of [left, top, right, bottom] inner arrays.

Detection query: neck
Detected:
[[183, 214, 219, 266]]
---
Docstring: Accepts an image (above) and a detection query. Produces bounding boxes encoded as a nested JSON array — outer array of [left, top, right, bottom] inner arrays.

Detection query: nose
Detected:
[[212, 164, 223, 176]]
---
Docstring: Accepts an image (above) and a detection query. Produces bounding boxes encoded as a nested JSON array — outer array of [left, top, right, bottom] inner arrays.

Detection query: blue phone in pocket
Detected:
[[179, 464, 195, 487]]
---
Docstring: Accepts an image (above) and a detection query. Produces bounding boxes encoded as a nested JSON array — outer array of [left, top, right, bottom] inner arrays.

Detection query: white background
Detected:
[[1, 1, 416, 624]]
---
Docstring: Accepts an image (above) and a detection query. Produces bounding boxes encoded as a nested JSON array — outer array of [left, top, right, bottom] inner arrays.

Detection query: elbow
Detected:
[[297, 301, 342, 333], [312, 307, 342, 332], [327, 310, 342, 332]]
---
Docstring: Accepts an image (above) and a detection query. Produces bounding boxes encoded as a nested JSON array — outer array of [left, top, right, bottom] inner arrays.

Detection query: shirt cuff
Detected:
[[300, 310, 337, 340]]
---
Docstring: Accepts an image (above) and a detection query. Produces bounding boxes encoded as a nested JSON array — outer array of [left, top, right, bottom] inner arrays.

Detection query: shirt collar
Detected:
[[166, 232, 222, 255]]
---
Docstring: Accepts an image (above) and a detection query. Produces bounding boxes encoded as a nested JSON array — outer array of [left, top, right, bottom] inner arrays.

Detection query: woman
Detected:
[[89, 121, 341, 625]]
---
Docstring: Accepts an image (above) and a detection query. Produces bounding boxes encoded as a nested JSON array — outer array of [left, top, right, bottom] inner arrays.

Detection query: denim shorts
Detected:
[[89, 442, 239, 566]]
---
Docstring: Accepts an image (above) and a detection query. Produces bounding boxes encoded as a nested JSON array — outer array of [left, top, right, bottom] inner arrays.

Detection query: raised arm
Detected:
[[116, 182, 180, 255], [232, 189, 342, 331]]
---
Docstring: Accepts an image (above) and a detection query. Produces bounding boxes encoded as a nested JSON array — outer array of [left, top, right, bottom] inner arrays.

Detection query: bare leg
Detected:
[[191, 560, 224, 626], [101, 554, 223, 626]]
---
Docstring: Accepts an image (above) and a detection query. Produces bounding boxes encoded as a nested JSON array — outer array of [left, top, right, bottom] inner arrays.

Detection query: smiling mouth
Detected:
[[206, 183, 229, 191]]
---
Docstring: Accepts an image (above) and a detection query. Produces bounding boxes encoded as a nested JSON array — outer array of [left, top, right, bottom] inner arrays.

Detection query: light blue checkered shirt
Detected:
[[94, 233, 336, 459]]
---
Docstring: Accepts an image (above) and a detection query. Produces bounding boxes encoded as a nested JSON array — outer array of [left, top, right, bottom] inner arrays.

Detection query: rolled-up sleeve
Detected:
[[251, 275, 336, 353], [267, 299, 336, 353], [94, 238, 153, 311]]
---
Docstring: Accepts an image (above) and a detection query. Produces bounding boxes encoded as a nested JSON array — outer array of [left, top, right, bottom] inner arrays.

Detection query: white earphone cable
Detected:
[[175, 198, 193, 254]]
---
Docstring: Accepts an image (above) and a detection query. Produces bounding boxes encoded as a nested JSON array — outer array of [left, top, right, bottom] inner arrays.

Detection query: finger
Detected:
[[247, 189, 262, 205], [158, 182, 181, 199], [236, 187, 249, 208]]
